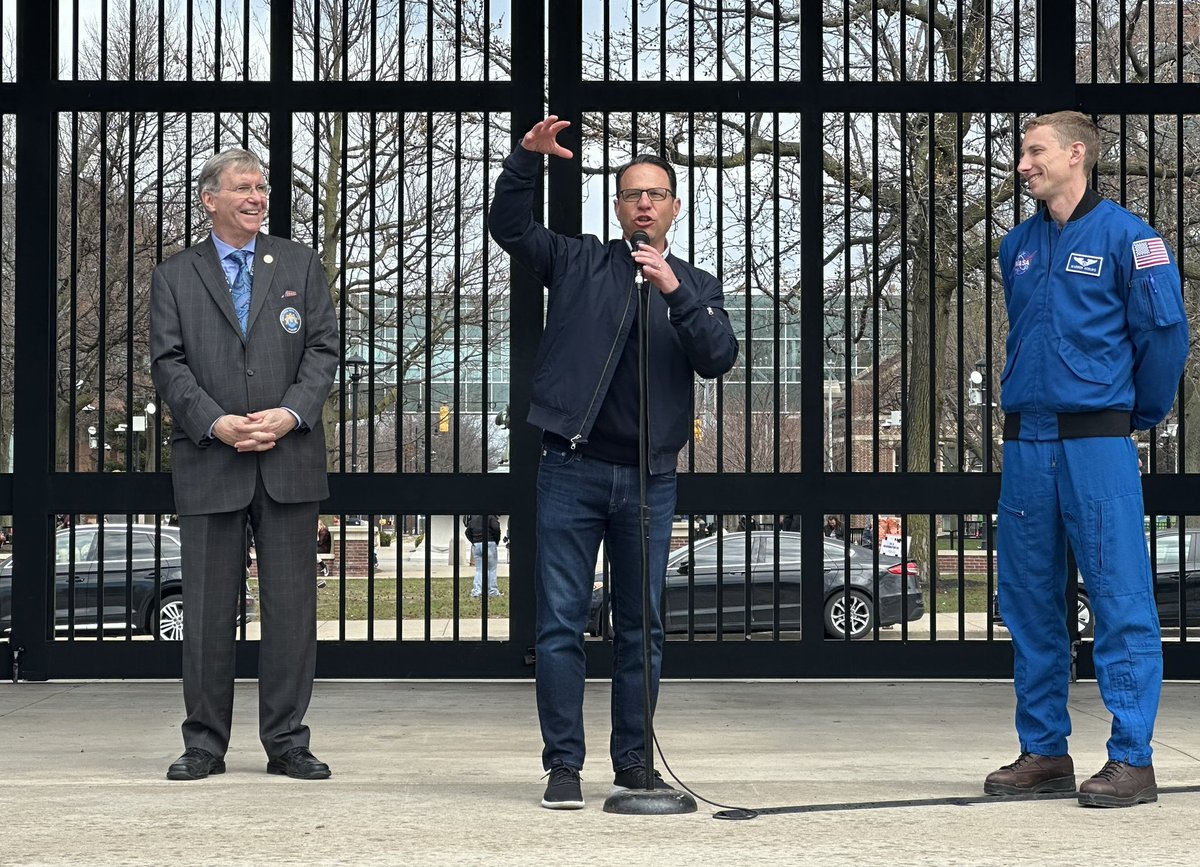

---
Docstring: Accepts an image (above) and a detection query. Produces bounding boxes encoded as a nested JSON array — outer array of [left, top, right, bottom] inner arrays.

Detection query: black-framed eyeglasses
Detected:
[[617, 187, 673, 203], [226, 183, 270, 197]]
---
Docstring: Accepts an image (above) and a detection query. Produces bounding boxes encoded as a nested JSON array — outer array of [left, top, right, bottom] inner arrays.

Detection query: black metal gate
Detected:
[[1, 1, 1198, 681]]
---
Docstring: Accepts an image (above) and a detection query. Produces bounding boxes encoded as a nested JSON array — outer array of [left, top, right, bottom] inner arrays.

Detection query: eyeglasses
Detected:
[[617, 187, 673, 203], [226, 183, 270, 197]]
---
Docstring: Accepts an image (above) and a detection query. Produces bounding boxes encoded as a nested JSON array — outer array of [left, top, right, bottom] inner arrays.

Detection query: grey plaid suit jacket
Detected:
[[150, 233, 339, 516]]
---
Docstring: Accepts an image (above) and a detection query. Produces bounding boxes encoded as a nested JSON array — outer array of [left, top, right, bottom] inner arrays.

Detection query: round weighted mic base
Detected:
[[603, 788, 698, 815]]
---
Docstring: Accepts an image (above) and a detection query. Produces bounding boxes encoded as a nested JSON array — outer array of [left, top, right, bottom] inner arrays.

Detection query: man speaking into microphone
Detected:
[[489, 116, 737, 809]]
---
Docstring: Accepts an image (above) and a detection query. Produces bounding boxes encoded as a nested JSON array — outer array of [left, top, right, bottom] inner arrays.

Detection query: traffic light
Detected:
[[693, 417, 702, 443], [438, 404, 450, 433]]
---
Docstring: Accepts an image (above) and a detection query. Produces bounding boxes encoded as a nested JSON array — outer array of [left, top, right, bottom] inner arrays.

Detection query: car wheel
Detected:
[[1076, 594, 1095, 639], [824, 589, 873, 640], [155, 594, 185, 641]]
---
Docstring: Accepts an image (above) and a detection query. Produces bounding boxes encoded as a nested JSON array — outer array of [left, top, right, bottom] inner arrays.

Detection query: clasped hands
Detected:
[[214, 408, 297, 452]]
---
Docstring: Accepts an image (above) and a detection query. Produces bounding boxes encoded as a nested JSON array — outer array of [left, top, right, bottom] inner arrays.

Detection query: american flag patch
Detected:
[[1132, 237, 1170, 270]]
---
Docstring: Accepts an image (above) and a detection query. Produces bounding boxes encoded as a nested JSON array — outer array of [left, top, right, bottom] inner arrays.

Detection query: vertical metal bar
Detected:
[[898, 112, 908, 472], [368, 113, 377, 474], [68, 114, 79, 473], [715, 111, 724, 473], [452, 112, 461, 471], [631, 0, 639, 82], [342, 0, 349, 82], [186, 0, 194, 82], [424, 110, 433, 473], [395, 109, 405, 481], [841, 111, 852, 471], [10, 0, 61, 665], [129, 0, 137, 80], [984, 0, 992, 81], [1013, 0, 1020, 82], [927, 112, 936, 469], [100, 0, 108, 80], [126, 111, 135, 476], [800, 3, 825, 641], [772, 115, 781, 474], [158, 0, 166, 79], [871, 112, 880, 473], [743, 112, 752, 470], [956, 112, 964, 471], [214, 0, 223, 83], [340, 112, 349, 476], [983, 112, 994, 472], [1176, 112, 1186, 473]]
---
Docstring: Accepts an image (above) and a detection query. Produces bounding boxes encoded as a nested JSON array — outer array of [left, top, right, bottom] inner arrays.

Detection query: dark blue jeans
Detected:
[[535, 443, 677, 772]]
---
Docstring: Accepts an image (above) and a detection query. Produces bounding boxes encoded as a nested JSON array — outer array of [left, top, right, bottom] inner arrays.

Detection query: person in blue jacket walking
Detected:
[[489, 116, 738, 809], [984, 111, 1188, 808]]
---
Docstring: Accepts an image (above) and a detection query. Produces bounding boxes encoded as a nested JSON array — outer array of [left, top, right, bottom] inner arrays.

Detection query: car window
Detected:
[[100, 530, 133, 564], [758, 533, 801, 565], [55, 531, 93, 564], [1149, 533, 1182, 571], [823, 539, 853, 563], [160, 534, 182, 559], [131, 533, 159, 561], [691, 538, 747, 570]]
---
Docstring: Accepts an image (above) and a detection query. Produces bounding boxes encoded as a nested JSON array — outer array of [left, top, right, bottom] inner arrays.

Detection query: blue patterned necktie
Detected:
[[228, 249, 252, 336]]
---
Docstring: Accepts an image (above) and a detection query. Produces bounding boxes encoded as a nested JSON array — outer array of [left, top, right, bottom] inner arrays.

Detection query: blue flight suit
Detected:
[[998, 189, 1188, 766]]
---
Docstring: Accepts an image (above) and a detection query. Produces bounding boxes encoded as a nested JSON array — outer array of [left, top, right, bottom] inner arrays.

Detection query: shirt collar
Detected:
[[1040, 187, 1103, 223], [211, 232, 257, 261], [624, 238, 671, 260]]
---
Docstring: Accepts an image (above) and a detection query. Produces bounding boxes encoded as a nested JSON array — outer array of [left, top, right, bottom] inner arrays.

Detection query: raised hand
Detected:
[[521, 115, 574, 159]]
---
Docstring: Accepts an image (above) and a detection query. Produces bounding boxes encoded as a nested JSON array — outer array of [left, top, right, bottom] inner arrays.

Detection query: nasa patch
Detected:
[[279, 307, 302, 333], [1013, 250, 1035, 276], [1065, 252, 1103, 277]]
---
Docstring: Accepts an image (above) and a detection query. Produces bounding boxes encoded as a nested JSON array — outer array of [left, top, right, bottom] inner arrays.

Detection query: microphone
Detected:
[[630, 230, 650, 286]]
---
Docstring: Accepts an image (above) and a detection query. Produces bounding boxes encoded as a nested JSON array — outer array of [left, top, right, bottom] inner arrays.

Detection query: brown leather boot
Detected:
[[984, 752, 1075, 795], [1077, 760, 1157, 807]]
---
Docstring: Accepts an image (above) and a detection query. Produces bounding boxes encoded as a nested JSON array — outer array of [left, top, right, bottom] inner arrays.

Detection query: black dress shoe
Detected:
[[166, 747, 225, 781], [267, 747, 331, 780]]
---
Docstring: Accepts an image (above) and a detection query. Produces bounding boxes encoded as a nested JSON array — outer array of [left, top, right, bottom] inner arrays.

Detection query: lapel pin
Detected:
[[263, 254, 274, 264]]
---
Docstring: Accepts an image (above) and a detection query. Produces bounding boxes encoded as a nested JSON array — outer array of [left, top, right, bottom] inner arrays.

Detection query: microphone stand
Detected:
[[603, 255, 697, 816]]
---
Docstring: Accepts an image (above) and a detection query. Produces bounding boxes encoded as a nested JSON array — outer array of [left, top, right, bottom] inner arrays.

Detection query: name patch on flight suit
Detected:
[[1065, 253, 1103, 277]]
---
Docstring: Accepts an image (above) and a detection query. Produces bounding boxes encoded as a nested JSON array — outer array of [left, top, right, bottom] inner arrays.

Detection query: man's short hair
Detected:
[[615, 154, 677, 197], [196, 148, 265, 202], [1023, 111, 1101, 175]]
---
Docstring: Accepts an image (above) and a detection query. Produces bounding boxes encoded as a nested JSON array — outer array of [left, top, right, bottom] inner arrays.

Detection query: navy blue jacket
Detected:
[[1000, 191, 1188, 435], [488, 147, 738, 474]]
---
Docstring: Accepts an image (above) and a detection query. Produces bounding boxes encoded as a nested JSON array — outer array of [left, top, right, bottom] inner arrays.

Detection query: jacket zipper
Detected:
[[570, 279, 638, 449]]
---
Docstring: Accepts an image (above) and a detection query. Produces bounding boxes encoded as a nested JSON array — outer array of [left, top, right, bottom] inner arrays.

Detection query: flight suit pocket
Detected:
[[1083, 492, 1151, 598], [996, 500, 1028, 589], [1132, 273, 1184, 329], [1057, 339, 1112, 385]]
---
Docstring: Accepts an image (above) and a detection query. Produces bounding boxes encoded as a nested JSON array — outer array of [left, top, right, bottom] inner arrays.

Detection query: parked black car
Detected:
[[993, 528, 1200, 639], [587, 531, 924, 640], [0, 523, 256, 640]]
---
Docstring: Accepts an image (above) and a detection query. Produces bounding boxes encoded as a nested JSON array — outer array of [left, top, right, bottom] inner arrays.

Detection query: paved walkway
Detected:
[[1, 679, 1198, 865]]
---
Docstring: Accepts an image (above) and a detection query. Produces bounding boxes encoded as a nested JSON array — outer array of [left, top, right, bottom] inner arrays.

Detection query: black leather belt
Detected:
[[1003, 410, 1132, 441]]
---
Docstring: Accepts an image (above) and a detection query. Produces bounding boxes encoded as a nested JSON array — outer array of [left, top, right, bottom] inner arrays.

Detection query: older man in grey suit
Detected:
[[151, 148, 339, 781]]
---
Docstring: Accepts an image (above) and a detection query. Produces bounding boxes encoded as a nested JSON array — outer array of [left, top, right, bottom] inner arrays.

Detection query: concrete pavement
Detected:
[[1, 678, 1198, 865]]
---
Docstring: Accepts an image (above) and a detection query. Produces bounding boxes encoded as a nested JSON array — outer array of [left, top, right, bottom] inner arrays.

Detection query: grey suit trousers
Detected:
[[179, 471, 318, 757]]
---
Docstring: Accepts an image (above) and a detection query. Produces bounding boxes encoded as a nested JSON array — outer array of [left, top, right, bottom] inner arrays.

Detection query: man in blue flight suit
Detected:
[[985, 112, 1188, 807]]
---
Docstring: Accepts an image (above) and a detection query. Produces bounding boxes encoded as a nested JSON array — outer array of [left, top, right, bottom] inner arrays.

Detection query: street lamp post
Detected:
[[346, 346, 367, 475], [87, 425, 98, 471], [968, 358, 989, 472], [144, 402, 157, 471]]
